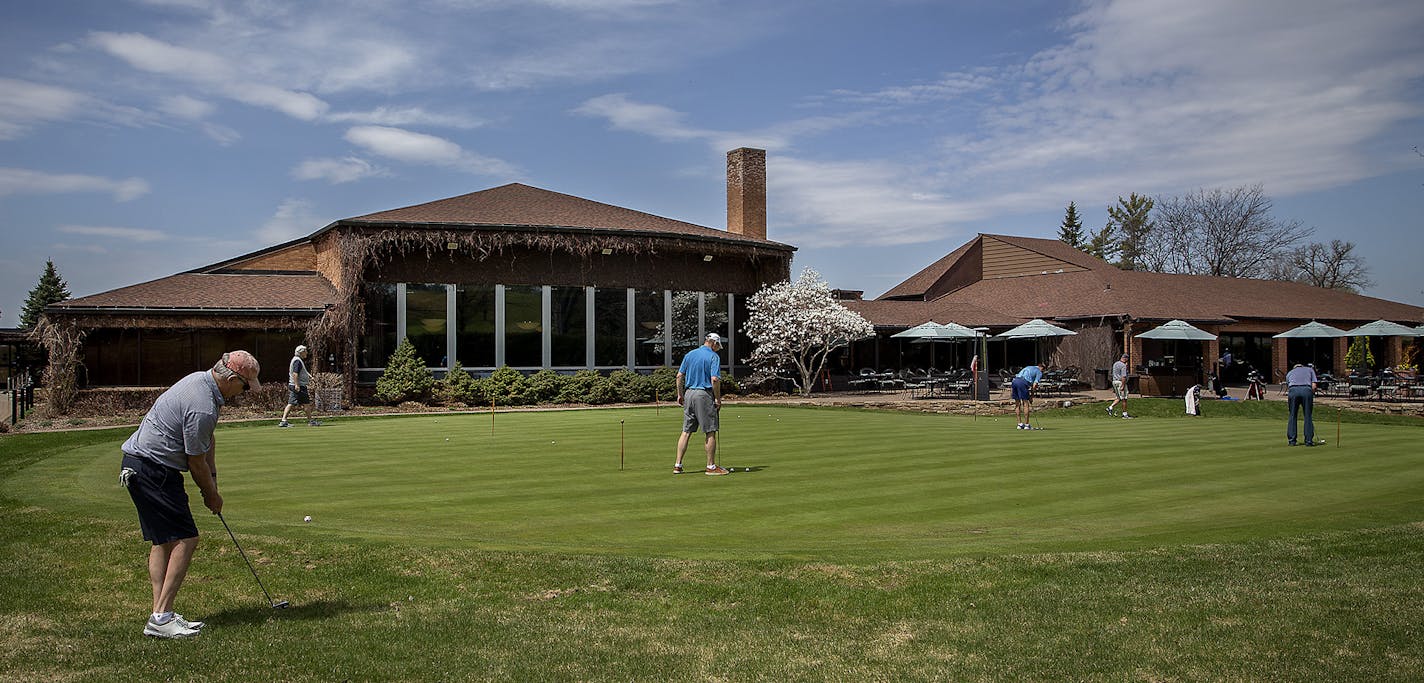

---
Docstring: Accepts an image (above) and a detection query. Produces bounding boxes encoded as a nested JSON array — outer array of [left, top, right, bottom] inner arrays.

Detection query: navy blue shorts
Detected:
[[288, 385, 311, 406], [1011, 377, 1032, 401], [121, 453, 198, 545]]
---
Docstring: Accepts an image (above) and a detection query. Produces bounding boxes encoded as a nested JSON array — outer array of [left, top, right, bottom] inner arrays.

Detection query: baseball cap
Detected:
[[706, 333, 723, 344], [296, 344, 308, 355]]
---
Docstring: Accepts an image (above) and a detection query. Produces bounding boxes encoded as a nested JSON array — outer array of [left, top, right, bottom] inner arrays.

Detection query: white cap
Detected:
[[706, 333, 722, 344], [295, 344, 308, 355]]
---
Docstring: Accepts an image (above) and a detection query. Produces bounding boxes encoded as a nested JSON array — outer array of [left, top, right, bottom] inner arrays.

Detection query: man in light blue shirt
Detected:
[[1285, 363, 1319, 446], [1011, 363, 1043, 430], [673, 332, 727, 475]]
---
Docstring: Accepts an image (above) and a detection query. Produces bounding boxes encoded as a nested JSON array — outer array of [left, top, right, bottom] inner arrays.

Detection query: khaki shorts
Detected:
[[1112, 379, 1129, 399], [681, 389, 719, 433]]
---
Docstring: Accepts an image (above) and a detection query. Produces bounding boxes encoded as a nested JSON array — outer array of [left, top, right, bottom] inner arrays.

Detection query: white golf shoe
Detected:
[[143, 615, 200, 639]]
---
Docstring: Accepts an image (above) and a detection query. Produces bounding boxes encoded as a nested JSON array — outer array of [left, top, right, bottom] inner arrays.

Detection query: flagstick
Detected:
[[620, 419, 625, 471], [1336, 406, 1341, 448], [491, 396, 495, 437]]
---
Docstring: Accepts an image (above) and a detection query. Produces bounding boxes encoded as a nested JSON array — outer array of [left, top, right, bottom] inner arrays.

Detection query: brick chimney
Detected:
[[726, 147, 766, 240]]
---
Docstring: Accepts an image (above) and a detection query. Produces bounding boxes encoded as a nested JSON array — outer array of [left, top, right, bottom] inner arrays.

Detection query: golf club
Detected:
[[217, 512, 289, 610]]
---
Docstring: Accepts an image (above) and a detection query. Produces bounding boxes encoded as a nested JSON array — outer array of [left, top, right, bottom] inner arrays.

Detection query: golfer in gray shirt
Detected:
[[119, 350, 260, 638]]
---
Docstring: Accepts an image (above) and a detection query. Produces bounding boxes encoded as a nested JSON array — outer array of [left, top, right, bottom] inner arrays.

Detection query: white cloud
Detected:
[[57, 225, 168, 242], [158, 94, 216, 120], [344, 125, 518, 176], [89, 31, 329, 121], [292, 156, 387, 184], [325, 106, 486, 129], [257, 199, 326, 245], [0, 78, 90, 139], [0, 168, 150, 202]]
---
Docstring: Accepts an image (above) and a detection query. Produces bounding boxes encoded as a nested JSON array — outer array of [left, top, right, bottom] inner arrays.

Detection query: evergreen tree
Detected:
[[20, 259, 71, 328], [374, 337, 434, 404], [1105, 193, 1155, 270], [1057, 202, 1085, 249]]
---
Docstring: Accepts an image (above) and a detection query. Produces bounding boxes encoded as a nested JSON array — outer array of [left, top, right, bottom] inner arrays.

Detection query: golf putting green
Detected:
[[16, 405, 1424, 562]]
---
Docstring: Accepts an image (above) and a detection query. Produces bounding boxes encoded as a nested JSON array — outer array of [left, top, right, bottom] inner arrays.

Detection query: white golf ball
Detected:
[[303, 515, 312, 523]]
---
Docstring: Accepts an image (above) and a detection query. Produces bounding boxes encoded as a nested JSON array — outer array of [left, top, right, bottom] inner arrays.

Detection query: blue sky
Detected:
[[2, 0, 1423, 327]]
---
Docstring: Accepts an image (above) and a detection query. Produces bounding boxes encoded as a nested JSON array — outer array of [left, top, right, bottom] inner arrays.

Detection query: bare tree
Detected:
[[1148, 184, 1312, 278], [1269, 239, 1374, 293]]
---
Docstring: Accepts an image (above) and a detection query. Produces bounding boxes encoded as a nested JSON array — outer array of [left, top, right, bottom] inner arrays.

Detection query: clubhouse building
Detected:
[[43, 149, 1423, 395]]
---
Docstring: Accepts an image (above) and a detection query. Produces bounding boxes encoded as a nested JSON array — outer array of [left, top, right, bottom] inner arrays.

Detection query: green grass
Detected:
[[3, 404, 1422, 681]]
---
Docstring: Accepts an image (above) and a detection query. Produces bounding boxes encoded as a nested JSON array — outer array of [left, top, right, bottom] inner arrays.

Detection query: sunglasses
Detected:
[[222, 358, 251, 393]]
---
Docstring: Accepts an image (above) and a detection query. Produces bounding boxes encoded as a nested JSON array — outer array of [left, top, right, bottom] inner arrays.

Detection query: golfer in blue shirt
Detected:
[[1012, 363, 1043, 430], [673, 333, 728, 475]]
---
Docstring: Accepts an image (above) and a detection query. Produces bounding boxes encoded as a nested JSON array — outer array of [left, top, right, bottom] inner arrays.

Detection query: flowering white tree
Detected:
[[743, 267, 875, 396]]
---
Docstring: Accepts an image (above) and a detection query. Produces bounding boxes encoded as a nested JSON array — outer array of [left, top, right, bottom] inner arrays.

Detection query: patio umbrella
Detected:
[[994, 318, 1076, 365], [1273, 321, 1347, 373], [1135, 319, 1218, 341], [1272, 321, 1348, 339], [993, 318, 1076, 340], [1344, 320, 1422, 337], [891, 321, 979, 339]]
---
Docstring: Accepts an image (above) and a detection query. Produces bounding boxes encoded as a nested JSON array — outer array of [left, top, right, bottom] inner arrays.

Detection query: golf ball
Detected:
[[303, 515, 312, 522]]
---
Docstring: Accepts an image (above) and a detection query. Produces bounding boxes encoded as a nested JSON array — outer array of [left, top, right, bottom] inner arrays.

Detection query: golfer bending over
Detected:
[[119, 350, 261, 638], [674, 332, 728, 475], [1012, 363, 1042, 430]]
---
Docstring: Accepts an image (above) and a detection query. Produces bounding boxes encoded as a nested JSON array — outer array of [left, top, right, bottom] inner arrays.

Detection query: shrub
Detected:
[[720, 374, 740, 395], [374, 338, 434, 405], [434, 362, 479, 406], [606, 369, 646, 403], [485, 366, 530, 406], [558, 370, 603, 404], [644, 366, 678, 401], [523, 369, 566, 404]]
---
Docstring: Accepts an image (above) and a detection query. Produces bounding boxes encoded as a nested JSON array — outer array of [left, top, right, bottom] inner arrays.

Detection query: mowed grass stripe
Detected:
[[13, 405, 1422, 562]]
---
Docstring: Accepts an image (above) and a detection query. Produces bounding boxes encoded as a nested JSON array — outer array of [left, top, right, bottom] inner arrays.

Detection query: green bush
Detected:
[[485, 366, 530, 406], [603, 369, 645, 403], [644, 366, 678, 401], [374, 338, 434, 405], [434, 362, 479, 406], [524, 369, 566, 404], [558, 370, 603, 404], [720, 374, 740, 395]]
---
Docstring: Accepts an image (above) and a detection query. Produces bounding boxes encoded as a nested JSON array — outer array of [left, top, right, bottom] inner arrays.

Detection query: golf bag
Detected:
[[1245, 368, 1266, 400]]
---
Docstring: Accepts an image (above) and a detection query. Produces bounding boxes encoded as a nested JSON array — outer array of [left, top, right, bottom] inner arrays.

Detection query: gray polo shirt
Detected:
[[1112, 360, 1128, 381], [121, 370, 224, 471]]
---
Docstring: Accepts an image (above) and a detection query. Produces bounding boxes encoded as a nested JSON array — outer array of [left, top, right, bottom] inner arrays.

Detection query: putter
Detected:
[[217, 512, 289, 609]]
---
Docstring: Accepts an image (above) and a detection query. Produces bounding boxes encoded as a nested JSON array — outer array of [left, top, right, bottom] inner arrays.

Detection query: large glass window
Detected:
[[504, 285, 543, 368], [359, 283, 397, 369], [671, 291, 700, 362], [456, 285, 496, 368], [634, 289, 664, 367], [550, 286, 587, 367], [406, 284, 448, 368], [594, 288, 628, 367], [704, 292, 729, 342], [733, 294, 752, 371]]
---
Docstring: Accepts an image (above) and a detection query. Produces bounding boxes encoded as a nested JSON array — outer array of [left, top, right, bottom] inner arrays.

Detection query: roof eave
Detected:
[[335, 219, 798, 253]]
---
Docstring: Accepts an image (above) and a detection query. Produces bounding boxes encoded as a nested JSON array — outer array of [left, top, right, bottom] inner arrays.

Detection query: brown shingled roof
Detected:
[[942, 268, 1424, 324], [53, 273, 336, 312], [878, 234, 1113, 301], [843, 299, 1025, 328], [343, 182, 793, 250], [878, 239, 976, 300]]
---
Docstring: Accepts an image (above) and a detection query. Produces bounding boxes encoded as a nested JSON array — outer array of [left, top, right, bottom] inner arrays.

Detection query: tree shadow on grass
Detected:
[[206, 598, 372, 626]]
